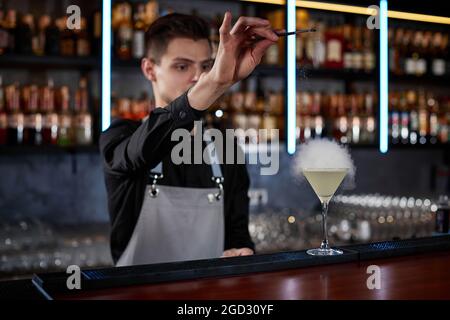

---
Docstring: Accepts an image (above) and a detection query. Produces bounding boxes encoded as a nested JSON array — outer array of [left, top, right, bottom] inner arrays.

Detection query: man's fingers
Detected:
[[222, 248, 240, 257], [246, 26, 279, 42], [236, 248, 254, 256], [230, 16, 270, 36], [274, 28, 286, 35], [219, 11, 232, 40]]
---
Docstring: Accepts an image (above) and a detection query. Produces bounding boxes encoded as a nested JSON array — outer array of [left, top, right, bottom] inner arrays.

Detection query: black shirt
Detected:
[[100, 91, 255, 263]]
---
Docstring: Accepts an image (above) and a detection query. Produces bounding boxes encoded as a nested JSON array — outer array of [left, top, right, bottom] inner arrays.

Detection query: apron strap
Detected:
[[203, 135, 224, 201], [149, 162, 163, 197]]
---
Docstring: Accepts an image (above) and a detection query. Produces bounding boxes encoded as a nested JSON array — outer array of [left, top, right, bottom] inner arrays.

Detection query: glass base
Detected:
[[306, 248, 343, 256]]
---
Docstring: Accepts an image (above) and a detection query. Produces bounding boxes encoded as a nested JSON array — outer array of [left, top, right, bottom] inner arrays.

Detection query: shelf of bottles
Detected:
[[296, 90, 377, 145], [0, 0, 101, 152], [0, 76, 94, 148], [388, 20, 450, 147], [291, 9, 377, 146], [107, 1, 449, 148]]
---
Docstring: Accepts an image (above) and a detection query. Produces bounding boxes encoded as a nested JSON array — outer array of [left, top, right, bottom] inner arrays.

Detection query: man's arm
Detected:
[[100, 92, 203, 175], [101, 12, 279, 175]]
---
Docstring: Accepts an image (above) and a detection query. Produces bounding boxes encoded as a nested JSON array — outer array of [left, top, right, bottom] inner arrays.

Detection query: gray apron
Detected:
[[116, 139, 224, 266]]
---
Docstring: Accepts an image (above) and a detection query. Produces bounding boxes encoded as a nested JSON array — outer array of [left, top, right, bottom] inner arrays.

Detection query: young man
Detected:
[[100, 12, 279, 266]]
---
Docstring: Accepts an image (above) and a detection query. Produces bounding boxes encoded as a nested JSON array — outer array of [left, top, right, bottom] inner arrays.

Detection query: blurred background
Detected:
[[0, 0, 449, 280]]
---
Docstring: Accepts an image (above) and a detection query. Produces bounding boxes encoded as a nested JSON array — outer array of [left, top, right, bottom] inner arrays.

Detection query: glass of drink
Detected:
[[303, 168, 348, 256]]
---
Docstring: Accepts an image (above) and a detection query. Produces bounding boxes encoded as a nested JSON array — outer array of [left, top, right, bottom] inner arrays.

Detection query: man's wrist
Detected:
[[187, 72, 229, 111]]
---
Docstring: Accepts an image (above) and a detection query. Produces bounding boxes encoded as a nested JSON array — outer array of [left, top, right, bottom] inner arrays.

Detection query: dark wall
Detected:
[[0, 146, 448, 224]]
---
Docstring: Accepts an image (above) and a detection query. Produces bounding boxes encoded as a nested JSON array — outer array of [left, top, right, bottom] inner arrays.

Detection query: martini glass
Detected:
[[303, 168, 348, 256]]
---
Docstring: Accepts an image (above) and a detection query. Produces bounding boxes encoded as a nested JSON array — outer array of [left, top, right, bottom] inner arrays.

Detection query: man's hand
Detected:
[[222, 248, 254, 257], [187, 12, 279, 111], [211, 12, 279, 85]]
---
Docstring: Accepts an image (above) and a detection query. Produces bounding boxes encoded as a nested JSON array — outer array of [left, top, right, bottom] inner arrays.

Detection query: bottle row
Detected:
[[389, 28, 449, 77], [111, 92, 154, 121], [389, 90, 450, 145], [110, 88, 450, 146], [292, 9, 376, 71], [0, 7, 100, 57], [0, 77, 93, 146], [112, 0, 159, 60]]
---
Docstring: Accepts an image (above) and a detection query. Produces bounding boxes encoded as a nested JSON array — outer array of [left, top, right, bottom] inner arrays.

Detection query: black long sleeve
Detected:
[[100, 91, 204, 175], [100, 91, 255, 263]]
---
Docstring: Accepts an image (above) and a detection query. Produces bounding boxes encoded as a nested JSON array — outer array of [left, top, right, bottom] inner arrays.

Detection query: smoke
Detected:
[[292, 138, 356, 188]]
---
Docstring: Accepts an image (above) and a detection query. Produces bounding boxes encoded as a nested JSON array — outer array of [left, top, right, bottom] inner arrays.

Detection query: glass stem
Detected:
[[320, 201, 329, 250]]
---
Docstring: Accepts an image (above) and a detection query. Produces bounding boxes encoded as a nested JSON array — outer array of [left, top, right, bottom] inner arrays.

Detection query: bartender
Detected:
[[100, 12, 280, 266]]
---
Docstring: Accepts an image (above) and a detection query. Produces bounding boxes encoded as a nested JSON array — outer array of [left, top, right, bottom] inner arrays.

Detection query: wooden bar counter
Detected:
[[32, 235, 450, 300]]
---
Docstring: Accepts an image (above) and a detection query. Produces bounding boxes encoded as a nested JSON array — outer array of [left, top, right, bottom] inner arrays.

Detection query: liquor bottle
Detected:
[[132, 3, 146, 59], [41, 79, 58, 145], [417, 90, 428, 144], [363, 27, 375, 72], [57, 86, 72, 146], [23, 85, 42, 145], [44, 17, 60, 55], [325, 19, 343, 69], [442, 34, 449, 75], [116, 2, 133, 60], [0, 7, 8, 55], [143, 0, 159, 27], [414, 31, 427, 76], [59, 17, 75, 56], [299, 91, 312, 142], [438, 108, 449, 144], [427, 93, 438, 144], [389, 92, 400, 144], [15, 13, 32, 54], [337, 94, 347, 143], [267, 9, 285, 66], [349, 94, 361, 143], [36, 15, 50, 56], [312, 20, 326, 68], [405, 30, 419, 75], [342, 24, 353, 69], [399, 92, 409, 144], [311, 92, 323, 139], [6, 83, 24, 145], [363, 92, 376, 144], [431, 32, 447, 76], [76, 17, 90, 56], [4, 10, 16, 53], [74, 78, 92, 145], [0, 75, 6, 145], [391, 28, 404, 75], [407, 90, 419, 145], [352, 23, 363, 71], [305, 21, 315, 67], [29, 15, 39, 55], [295, 9, 308, 65]]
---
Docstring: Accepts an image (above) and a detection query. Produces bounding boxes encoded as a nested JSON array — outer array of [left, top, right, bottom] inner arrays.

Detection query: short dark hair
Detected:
[[145, 13, 212, 64]]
